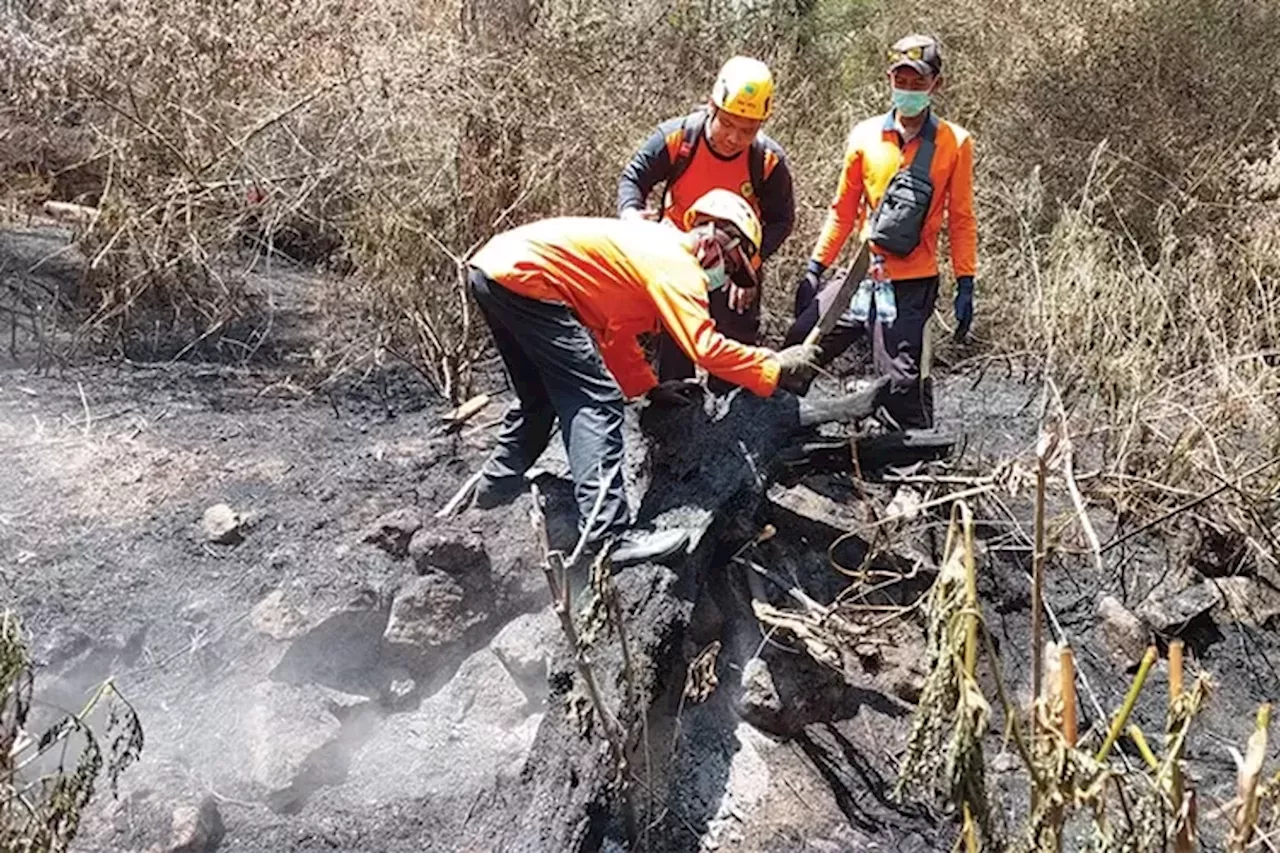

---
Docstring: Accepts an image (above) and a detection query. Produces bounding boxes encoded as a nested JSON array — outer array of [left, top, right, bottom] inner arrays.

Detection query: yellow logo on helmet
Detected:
[[711, 56, 775, 122]]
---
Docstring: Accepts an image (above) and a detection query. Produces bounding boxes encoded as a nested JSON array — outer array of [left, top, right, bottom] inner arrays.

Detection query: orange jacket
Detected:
[[812, 112, 977, 281], [469, 217, 781, 398]]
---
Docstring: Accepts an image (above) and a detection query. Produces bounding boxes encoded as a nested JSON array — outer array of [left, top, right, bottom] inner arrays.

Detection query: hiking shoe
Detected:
[[607, 527, 691, 567], [469, 473, 525, 510]]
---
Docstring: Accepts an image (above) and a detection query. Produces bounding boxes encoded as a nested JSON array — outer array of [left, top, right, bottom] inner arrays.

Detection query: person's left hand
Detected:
[[954, 276, 975, 341], [647, 379, 703, 409], [727, 283, 757, 314]]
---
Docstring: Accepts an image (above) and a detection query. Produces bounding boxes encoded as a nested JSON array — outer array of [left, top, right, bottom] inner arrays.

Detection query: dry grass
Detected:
[[1, 0, 1277, 439]]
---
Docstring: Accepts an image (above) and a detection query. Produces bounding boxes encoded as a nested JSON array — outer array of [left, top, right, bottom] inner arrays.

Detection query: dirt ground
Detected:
[[5, 223, 1280, 852]]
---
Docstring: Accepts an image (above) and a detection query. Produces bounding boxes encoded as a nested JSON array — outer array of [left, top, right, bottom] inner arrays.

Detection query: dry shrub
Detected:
[[1, 0, 1277, 443]]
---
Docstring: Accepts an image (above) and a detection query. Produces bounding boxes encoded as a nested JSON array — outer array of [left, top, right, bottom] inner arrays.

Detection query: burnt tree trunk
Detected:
[[471, 381, 910, 851]]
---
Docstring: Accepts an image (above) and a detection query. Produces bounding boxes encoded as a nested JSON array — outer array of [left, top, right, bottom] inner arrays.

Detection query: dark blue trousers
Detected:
[[469, 267, 629, 542]]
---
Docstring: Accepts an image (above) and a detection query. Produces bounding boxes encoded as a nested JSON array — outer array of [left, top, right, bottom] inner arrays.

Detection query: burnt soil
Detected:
[[4, 223, 1280, 852]]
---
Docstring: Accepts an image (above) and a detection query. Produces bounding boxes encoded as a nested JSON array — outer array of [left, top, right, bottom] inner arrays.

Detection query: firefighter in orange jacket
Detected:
[[463, 190, 818, 562], [785, 34, 977, 429], [618, 56, 796, 391]]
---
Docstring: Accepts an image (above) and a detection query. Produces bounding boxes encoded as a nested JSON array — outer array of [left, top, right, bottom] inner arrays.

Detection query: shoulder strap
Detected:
[[908, 115, 938, 178], [660, 110, 706, 211], [747, 138, 766, 200]]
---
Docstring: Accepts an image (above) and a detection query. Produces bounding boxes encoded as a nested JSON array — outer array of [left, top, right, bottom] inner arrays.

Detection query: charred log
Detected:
[[474, 381, 907, 851]]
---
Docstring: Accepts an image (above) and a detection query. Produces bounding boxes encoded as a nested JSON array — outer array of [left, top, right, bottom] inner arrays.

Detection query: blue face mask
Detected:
[[694, 226, 733, 291], [703, 257, 728, 292], [891, 87, 932, 118]]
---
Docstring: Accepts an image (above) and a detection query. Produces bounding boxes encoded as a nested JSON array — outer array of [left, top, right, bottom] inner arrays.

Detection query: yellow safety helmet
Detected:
[[684, 188, 763, 262], [710, 56, 775, 122]]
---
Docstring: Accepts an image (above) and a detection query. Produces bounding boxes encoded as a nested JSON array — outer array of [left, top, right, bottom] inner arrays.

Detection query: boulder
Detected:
[[737, 657, 785, 734], [1213, 577, 1280, 629], [361, 507, 423, 559], [166, 796, 225, 853], [1098, 595, 1150, 670], [240, 682, 344, 812], [489, 608, 561, 699], [1137, 582, 1222, 635], [269, 592, 390, 691], [408, 529, 488, 576], [251, 589, 308, 641], [383, 571, 489, 667]]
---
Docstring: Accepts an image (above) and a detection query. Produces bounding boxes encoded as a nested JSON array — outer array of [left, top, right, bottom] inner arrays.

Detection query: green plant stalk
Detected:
[[1096, 646, 1158, 762], [1127, 724, 1160, 771]]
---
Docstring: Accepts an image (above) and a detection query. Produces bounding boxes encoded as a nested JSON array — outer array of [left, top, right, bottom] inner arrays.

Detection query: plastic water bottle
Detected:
[[848, 278, 873, 323], [870, 255, 896, 326], [874, 279, 897, 326]]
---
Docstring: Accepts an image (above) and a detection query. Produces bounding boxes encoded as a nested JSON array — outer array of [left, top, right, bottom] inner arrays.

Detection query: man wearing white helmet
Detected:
[[618, 56, 796, 392], [460, 190, 818, 563]]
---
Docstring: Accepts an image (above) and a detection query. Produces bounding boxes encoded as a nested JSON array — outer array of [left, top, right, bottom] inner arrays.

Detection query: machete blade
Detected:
[[803, 241, 872, 348]]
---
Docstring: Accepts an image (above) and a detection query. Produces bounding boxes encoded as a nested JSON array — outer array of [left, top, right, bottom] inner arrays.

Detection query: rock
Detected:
[[1137, 582, 1222, 635], [316, 686, 375, 719], [881, 660, 921, 706], [347, 648, 540, 804], [167, 796, 224, 853], [408, 529, 488, 576], [700, 723, 771, 850], [240, 682, 343, 811], [270, 593, 390, 690], [383, 571, 489, 665], [1213, 577, 1280, 629], [737, 657, 785, 733], [489, 609, 561, 699], [200, 504, 242, 544], [379, 668, 418, 710], [884, 485, 924, 521], [361, 507, 423, 559], [251, 590, 308, 641], [1098, 595, 1149, 670]]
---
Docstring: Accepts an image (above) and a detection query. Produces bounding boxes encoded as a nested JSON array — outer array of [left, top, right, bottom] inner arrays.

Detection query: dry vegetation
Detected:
[[1, 611, 144, 853], [5, 0, 1272, 550], [2, 0, 1279, 845]]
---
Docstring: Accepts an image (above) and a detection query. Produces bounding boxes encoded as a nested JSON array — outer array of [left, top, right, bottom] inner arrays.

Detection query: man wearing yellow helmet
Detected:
[[457, 190, 817, 563], [618, 56, 796, 392]]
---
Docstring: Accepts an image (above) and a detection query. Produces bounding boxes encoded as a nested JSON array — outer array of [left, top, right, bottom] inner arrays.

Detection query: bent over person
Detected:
[[618, 56, 796, 390], [786, 34, 977, 429], [463, 190, 817, 563]]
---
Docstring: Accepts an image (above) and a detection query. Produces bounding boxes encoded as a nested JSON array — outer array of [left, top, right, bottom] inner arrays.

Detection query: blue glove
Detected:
[[954, 276, 975, 341], [795, 259, 826, 317]]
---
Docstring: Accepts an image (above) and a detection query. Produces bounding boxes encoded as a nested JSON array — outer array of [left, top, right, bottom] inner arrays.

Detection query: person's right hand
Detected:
[[621, 207, 659, 223], [794, 259, 825, 315], [774, 343, 821, 395]]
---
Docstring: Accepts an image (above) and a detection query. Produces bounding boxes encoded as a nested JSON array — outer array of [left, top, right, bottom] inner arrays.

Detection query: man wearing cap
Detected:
[[618, 56, 796, 391], [786, 34, 977, 429], [459, 189, 818, 563]]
